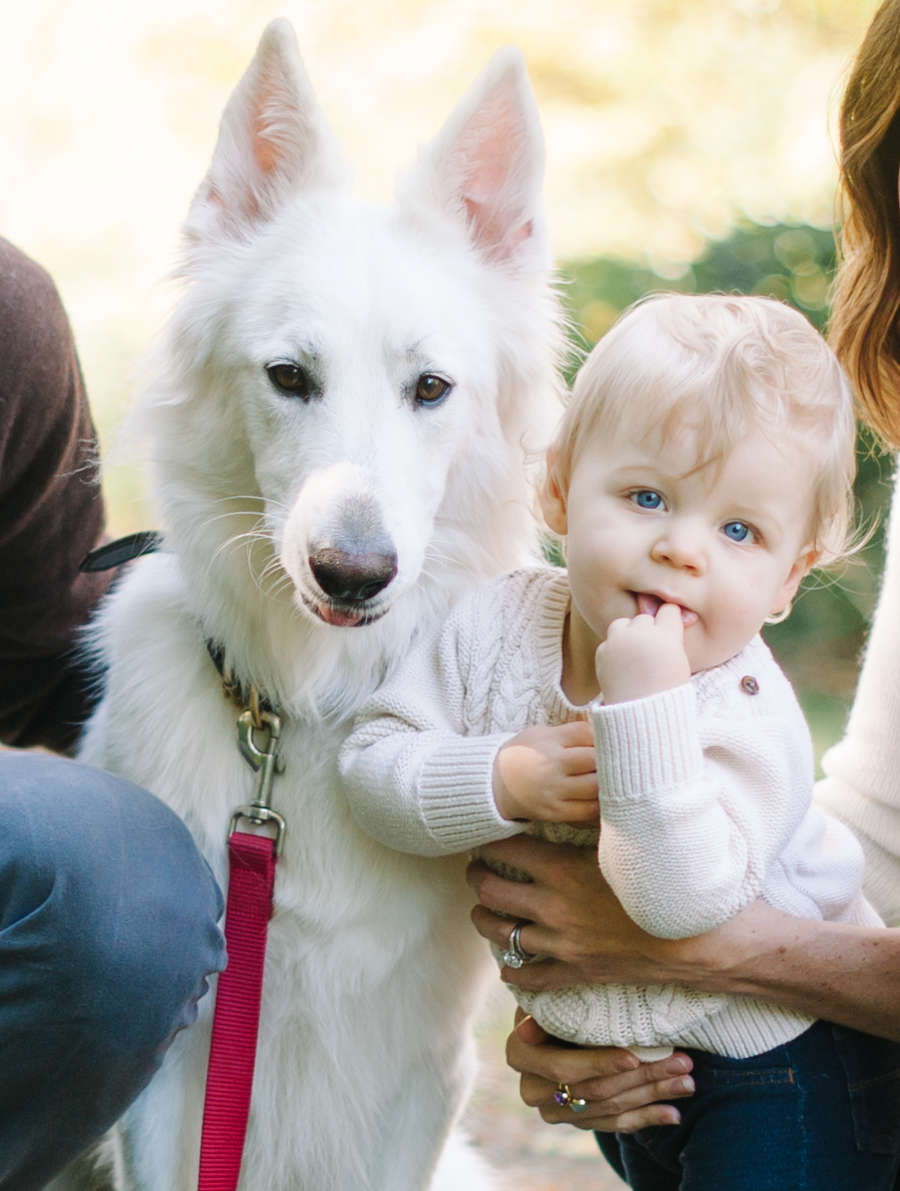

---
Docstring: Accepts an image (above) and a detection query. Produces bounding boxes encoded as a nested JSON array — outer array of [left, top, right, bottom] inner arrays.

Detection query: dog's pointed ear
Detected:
[[185, 19, 348, 247], [399, 47, 547, 266]]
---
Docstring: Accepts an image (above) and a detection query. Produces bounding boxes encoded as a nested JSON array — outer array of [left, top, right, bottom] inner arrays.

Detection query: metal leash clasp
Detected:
[[230, 706, 287, 855]]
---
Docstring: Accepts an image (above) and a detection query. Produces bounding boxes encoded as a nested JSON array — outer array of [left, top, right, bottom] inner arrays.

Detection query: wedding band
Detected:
[[501, 921, 539, 968], [553, 1082, 588, 1113]]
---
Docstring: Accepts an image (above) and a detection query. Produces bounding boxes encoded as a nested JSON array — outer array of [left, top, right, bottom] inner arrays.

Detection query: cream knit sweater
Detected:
[[341, 567, 879, 1059], [817, 470, 900, 926]]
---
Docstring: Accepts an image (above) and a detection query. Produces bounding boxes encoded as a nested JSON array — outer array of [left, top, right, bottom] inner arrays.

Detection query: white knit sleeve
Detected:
[[339, 611, 521, 857], [591, 673, 810, 939], [815, 467, 900, 924], [766, 804, 882, 927]]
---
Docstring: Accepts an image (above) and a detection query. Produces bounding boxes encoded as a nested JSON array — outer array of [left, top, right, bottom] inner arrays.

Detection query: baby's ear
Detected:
[[540, 447, 568, 535], [800, 546, 821, 576], [773, 546, 819, 615]]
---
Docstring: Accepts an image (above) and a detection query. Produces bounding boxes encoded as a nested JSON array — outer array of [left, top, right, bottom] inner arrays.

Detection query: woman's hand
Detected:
[[468, 834, 701, 990], [508, 1009, 694, 1132], [468, 834, 900, 1041]]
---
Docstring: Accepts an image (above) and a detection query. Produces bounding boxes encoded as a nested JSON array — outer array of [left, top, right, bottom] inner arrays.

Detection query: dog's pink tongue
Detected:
[[636, 593, 663, 617], [319, 604, 364, 628]]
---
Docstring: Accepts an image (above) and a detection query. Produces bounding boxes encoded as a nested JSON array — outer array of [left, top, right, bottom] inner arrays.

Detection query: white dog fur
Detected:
[[76, 20, 563, 1191]]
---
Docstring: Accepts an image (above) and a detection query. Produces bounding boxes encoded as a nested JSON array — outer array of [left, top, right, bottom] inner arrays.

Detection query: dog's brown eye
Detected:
[[414, 374, 451, 406], [267, 362, 316, 399]]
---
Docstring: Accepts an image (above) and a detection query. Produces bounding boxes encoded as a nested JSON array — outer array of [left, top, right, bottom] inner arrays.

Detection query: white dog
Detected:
[[77, 19, 562, 1191]]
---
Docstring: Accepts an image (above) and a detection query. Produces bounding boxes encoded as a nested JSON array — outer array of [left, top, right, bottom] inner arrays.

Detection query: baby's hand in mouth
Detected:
[[635, 592, 699, 628], [595, 601, 693, 703]]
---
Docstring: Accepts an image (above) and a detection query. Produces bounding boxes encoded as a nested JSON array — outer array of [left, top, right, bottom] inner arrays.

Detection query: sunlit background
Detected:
[[0, 0, 880, 508], [0, 3, 888, 1186]]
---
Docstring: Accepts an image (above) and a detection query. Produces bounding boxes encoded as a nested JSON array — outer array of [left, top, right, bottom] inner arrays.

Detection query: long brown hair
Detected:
[[830, 0, 900, 449]]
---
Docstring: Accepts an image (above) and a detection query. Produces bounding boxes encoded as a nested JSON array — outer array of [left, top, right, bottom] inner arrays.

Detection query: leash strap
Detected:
[[198, 831, 277, 1191], [86, 534, 286, 1189]]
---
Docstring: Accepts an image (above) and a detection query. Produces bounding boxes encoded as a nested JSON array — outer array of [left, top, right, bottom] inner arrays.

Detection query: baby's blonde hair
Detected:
[[549, 293, 857, 565]]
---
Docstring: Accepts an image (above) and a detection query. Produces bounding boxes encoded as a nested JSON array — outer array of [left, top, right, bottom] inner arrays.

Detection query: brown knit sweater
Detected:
[[0, 238, 112, 752]]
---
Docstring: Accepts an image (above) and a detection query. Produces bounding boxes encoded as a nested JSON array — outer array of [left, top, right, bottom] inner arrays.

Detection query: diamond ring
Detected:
[[501, 921, 540, 969]]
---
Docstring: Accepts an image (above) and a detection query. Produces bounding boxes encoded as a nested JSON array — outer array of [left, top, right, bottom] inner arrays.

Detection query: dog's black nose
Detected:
[[308, 547, 398, 602]]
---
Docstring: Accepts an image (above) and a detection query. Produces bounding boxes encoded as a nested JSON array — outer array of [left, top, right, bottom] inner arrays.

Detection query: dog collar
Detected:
[[205, 639, 278, 724], [80, 530, 281, 722], [79, 529, 163, 572]]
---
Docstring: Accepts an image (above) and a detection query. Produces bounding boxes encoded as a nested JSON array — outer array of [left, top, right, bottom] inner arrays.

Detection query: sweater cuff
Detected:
[[591, 684, 702, 800], [417, 732, 523, 850]]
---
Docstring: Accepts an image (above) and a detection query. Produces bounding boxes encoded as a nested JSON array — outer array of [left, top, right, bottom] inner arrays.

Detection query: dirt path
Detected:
[[463, 985, 628, 1190]]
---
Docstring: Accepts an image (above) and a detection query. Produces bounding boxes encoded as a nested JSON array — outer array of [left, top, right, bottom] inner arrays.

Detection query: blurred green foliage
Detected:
[[559, 225, 895, 768]]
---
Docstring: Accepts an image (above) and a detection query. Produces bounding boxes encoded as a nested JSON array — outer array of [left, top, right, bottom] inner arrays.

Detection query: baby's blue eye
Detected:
[[722, 521, 752, 543], [632, 490, 664, 510]]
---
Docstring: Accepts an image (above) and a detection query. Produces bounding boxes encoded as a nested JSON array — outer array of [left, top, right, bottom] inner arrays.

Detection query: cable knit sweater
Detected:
[[341, 567, 880, 1059], [817, 467, 900, 926]]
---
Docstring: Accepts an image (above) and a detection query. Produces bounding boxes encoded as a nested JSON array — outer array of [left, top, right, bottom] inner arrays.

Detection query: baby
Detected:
[[340, 294, 888, 1189]]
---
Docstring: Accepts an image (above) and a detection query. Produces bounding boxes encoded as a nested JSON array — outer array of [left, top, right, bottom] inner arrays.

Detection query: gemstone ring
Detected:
[[554, 1083, 588, 1113], [501, 921, 540, 969]]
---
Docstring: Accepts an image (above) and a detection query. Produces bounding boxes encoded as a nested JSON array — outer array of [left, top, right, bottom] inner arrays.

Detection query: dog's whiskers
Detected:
[[201, 511, 267, 530], [197, 513, 299, 608], [210, 528, 269, 565], [209, 493, 289, 512], [422, 549, 454, 568]]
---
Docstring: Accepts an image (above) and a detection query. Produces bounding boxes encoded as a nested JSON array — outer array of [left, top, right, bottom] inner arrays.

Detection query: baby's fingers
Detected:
[[553, 720, 595, 747], [562, 746, 597, 776], [655, 603, 686, 636], [603, 616, 644, 642], [563, 773, 600, 802]]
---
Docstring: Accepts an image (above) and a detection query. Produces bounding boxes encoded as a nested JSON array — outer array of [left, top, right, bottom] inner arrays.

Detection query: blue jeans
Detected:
[[0, 753, 226, 1191], [596, 1020, 900, 1189]]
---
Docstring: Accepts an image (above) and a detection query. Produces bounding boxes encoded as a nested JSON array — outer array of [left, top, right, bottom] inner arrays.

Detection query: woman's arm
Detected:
[[816, 471, 900, 925], [467, 835, 900, 1041], [0, 238, 112, 752]]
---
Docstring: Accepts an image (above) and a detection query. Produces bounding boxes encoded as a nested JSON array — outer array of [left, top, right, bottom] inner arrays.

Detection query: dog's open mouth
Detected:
[[300, 592, 389, 628]]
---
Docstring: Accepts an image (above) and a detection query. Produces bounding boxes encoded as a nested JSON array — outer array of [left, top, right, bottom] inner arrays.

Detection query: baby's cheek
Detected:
[[693, 605, 756, 668]]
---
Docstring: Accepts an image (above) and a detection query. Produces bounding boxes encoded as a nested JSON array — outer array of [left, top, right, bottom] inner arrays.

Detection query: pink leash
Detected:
[[73, 560, 287, 1190], [198, 832, 276, 1189], [198, 706, 287, 1191]]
